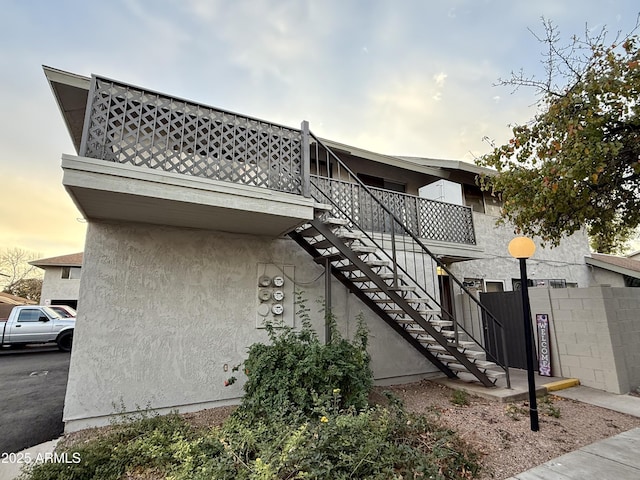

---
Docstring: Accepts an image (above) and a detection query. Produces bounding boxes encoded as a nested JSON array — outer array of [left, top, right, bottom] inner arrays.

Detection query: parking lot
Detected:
[[0, 347, 70, 454]]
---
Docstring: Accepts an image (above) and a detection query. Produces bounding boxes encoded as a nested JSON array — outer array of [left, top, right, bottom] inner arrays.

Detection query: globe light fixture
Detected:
[[508, 236, 536, 259], [508, 236, 540, 432]]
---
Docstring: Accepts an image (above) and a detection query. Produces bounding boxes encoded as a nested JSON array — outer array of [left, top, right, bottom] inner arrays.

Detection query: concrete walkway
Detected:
[[0, 439, 59, 480], [506, 427, 640, 479]]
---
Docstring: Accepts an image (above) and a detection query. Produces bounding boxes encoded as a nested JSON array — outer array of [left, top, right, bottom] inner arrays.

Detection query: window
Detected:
[[485, 281, 505, 292], [17, 309, 42, 322], [512, 278, 567, 290], [357, 173, 406, 193], [61, 267, 81, 280], [624, 275, 640, 287], [463, 184, 485, 213]]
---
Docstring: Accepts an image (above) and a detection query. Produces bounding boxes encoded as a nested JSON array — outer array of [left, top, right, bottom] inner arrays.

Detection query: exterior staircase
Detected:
[[289, 135, 510, 388]]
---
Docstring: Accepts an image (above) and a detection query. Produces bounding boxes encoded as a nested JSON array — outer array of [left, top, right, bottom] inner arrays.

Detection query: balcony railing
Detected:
[[80, 76, 307, 195], [312, 177, 476, 245], [78, 75, 474, 245]]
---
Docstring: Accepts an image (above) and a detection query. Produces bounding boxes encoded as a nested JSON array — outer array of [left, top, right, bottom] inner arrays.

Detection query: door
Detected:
[[439, 274, 455, 322], [7, 308, 53, 343]]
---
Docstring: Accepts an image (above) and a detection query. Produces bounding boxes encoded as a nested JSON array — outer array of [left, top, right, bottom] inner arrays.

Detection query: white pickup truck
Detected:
[[0, 305, 75, 351]]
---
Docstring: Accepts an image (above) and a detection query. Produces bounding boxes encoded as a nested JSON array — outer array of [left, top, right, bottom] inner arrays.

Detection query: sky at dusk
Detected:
[[1, 0, 639, 258]]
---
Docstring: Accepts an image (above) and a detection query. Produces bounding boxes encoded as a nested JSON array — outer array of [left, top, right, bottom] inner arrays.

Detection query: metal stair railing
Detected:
[[307, 132, 510, 387]]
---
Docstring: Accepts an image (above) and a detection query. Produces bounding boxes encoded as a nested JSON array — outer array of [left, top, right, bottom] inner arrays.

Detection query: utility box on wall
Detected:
[[418, 179, 463, 205], [256, 263, 295, 328]]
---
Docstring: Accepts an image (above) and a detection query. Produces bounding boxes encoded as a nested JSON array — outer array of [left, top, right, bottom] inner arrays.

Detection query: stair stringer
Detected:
[[290, 218, 497, 387], [289, 228, 457, 379]]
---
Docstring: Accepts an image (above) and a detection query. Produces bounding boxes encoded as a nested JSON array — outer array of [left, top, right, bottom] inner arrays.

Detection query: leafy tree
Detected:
[[3, 278, 43, 303], [477, 18, 640, 253]]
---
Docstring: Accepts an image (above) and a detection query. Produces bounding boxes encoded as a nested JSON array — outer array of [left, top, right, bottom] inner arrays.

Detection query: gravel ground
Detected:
[[381, 380, 640, 480], [60, 380, 640, 480]]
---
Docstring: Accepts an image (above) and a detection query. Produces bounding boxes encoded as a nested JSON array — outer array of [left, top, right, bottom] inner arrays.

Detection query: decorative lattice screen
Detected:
[[312, 178, 476, 245], [81, 77, 304, 194]]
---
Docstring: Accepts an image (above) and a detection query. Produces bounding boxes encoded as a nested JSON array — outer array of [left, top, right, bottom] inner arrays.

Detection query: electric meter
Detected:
[[272, 290, 284, 301], [259, 289, 271, 302], [257, 303, 270, 317], [271, 303, 284, 315], [272, 275, 285, 287], [258, 275, 271, 287]]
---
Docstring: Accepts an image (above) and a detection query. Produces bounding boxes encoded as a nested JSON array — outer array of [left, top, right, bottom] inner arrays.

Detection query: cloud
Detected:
[[433, 72, 448, 87], [181, 0, 321, 83]]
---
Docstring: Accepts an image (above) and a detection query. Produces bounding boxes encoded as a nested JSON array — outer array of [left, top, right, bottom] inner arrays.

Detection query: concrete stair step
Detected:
[[446, 363, 506, 379]]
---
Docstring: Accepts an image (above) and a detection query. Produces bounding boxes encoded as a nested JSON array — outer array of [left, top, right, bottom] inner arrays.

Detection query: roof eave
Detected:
[[585, 256, 640, 279]]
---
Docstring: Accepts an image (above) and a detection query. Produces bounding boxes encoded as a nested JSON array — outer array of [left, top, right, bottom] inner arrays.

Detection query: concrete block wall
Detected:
[[530, 286, 640, 394], [607, 288, 640, 393]]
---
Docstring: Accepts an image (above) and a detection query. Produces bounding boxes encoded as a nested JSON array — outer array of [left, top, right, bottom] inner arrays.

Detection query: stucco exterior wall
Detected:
[[39, 267, 81, 305], [449, 213, 591, 289], [587, 267, 627, 287], [64, 221, 439, 431]]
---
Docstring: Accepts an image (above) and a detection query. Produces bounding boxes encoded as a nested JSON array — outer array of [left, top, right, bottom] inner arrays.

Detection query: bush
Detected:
[[187, 402, 480, 480], [234, 294, 373, 421], [20, 413, 222, 480]]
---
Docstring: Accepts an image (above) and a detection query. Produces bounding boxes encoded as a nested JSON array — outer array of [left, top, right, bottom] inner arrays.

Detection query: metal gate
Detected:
[[480, 291, 537, 370]]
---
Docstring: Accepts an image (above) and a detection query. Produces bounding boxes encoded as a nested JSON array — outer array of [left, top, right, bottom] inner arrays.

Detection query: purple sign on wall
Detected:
[[536, 314, 552, 376]]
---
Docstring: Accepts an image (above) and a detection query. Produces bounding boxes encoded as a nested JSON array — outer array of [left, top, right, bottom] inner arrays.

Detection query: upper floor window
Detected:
[[463, 184, 485, 213], [61, 267, 81, 280], [357, 173, 406, 193]]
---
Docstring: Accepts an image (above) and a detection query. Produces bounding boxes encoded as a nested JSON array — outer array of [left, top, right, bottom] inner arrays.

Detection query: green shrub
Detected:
[[20, 413, 222, 480], [172, 403, 480, 480], [234, 293, 373, 422]]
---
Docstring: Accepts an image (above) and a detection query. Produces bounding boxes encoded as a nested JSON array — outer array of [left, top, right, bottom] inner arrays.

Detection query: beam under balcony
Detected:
[[62, 154, 318, 237]]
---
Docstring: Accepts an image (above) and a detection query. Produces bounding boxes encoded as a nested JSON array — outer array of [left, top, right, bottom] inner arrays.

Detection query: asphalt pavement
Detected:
[[0, 346, 71, 454]]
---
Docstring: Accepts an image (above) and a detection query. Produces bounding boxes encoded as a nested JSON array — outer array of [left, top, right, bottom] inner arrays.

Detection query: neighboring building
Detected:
[[0, 292, 36, 319], [45, 67, 592, 431], [30, 253, 83, 309], [627, 250, 640, 261], [586, 253, 640, 287]]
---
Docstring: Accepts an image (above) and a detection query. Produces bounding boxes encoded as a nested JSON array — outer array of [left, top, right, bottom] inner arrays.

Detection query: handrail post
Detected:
[[390, 215, 398, 288], [500, 325, 511, 388], [301, 120, 311, 198]]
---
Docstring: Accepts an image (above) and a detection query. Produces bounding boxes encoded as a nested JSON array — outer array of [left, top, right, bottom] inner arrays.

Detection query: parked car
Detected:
[[0, 306, 75, 351], [48, 305, 77, 318]]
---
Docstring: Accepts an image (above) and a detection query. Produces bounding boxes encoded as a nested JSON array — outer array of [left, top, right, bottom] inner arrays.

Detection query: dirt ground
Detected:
[[380, 380, 640, 479]]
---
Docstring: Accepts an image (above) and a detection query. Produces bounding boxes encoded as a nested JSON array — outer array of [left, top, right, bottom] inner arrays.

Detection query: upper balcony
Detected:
[[45, 67, 478, 248]]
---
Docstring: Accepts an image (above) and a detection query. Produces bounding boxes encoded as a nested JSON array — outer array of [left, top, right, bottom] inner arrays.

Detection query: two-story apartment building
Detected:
[[45, 67, 591, 431], [30, 252, 83, 309]]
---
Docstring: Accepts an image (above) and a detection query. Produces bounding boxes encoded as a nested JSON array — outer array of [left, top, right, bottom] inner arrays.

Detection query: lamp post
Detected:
[[508, 236, 539, 432]]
